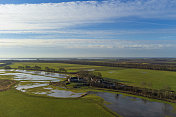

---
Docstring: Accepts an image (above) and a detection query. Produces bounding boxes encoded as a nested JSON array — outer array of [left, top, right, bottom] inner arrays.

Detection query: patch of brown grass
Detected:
[[0, 80, 16, 91]]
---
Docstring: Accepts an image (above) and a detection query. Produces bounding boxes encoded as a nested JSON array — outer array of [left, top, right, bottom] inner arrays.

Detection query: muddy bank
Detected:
[[0, 79, 16, 91]]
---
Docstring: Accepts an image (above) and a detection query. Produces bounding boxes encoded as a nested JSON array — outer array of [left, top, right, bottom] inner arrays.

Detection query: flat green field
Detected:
[[0, 89, 114, 117], [10, 62, 105, 72], [0, 74, 114, 117], [0, 68, 116, 117], [100, 69, 176, 90], [2, 62, 176, 117], [10, 62, 176, 91]]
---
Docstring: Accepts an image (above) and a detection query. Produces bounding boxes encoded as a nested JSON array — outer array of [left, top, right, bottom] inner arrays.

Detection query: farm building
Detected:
[[68, 77, 85, 82]]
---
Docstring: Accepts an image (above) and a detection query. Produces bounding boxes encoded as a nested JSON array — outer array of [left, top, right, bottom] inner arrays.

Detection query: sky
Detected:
[[0, 0, 176, 58]]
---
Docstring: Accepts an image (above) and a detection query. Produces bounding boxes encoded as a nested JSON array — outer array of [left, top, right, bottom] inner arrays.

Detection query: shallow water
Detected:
[[1, 69, 83, 98], [48, 90, 83, 98], [2, 69, 176, 116], [2, 72, 60, 81], [108, 71, 115, 73], [15, 69, 67, 78], [16, 83, 48, 92], [89, 91, 176, 117], [87, 69, 95, 71]]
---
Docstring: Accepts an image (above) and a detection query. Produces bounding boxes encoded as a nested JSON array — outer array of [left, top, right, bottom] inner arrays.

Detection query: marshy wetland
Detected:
[[0, 69, 84, 98], [89, 91, 176, 117], [0, 63, 176, 117], [0, 69, 114, 117]]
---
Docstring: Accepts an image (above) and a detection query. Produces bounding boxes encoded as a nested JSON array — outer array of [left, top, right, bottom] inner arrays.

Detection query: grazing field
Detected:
[[10, 62, 123, 72], [0, 89, 114, 117], [10, 62, 105, 72], [100, 69, 176, 91], [2, 62, 176, 117], [0, 69, 116, 117], [10, 62, 176, 91]]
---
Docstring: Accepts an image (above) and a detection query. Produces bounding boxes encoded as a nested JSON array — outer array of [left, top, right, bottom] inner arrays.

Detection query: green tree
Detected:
[[45, 67, 50, 72], [77, 71, 102, 84], [25, 65, 31, 70], [4, 66, 11, 69], [58, 67, 67, 73], [18, 66, 24, 70], [33, 66, 41, 71]]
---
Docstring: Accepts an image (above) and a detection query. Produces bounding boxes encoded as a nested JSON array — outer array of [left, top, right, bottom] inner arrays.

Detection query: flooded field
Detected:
[[1, 69, 176, 116], [89, 91, 176, 117], [0, 69, 84, 98]]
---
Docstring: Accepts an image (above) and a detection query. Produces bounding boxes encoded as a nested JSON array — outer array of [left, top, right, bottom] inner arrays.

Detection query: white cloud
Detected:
[[0, 0, 175, 31], [1, 28, 176, 39], [0, 39, 175, 49]]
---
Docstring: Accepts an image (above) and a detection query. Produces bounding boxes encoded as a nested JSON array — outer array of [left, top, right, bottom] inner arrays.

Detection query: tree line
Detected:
[[75, 71, 176, 102], [50, 60, 176, 72], [4, 60, 176, 72], [17, 65, 67, 73]]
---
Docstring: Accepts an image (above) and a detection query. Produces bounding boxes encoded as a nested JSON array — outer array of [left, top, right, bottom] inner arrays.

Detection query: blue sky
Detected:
[[0, 0, 102, 4], [0, 0, 176, 58]]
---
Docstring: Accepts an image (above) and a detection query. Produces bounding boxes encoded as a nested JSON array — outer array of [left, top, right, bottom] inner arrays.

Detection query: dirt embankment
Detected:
[[0, 80, 16, 91]]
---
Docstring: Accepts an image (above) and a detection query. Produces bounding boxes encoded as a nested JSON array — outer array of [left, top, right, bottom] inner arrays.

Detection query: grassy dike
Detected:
[[0, 88, 116, 117]]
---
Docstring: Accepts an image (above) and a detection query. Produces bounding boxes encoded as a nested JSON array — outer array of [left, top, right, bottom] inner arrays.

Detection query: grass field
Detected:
[[10, 62, 176, 91], [2, 62, 176, 117], [100, 69, 176, 90], [0, 89, 114, 117], [0, 68, 116, 117], [10, 62, 105, 72]]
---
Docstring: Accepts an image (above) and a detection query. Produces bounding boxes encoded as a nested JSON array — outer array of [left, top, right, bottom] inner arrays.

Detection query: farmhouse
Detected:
[[68, 77, 84, 82]]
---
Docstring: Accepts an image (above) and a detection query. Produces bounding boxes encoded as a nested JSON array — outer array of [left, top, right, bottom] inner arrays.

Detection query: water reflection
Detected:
[[1, 69, 176, 116], [89, 91, 176, 117], [16, 83, 48, 92], [48, 90, 83, 98], [0, 69, 83, 98]]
